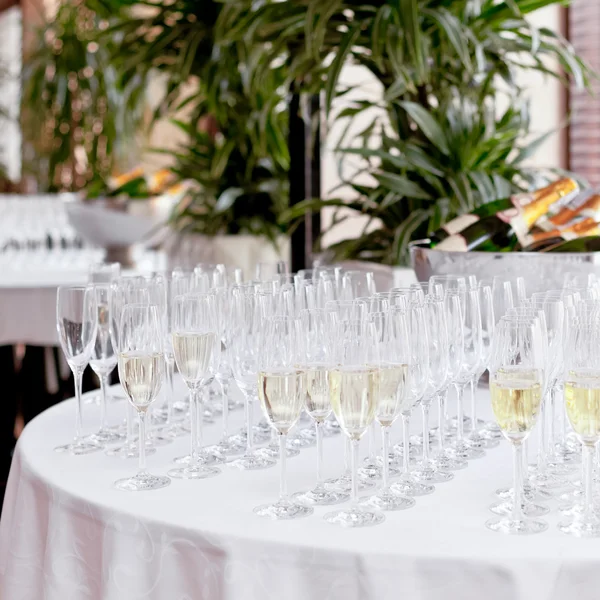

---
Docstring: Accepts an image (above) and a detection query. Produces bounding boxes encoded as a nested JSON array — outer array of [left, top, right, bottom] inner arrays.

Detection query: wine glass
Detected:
[[558, 321, 600, 537], [229, 284, 276, 470], [360, 310, 415, 511], [87, 284, 123, 444], [55, 286, 100, 454], [114, 304, 170, 491], [89, 262, 121, 284], [169, 293, 222, 479], [255, 261, 288, 282], [324, 319, 385, 527], [390, 304, 435, 497], [254, 317, 313, 519], [412, 296, 454, 483], [292, 309, 349, 506], [340, 270, 375, 301], [486, 318, 547, 534]]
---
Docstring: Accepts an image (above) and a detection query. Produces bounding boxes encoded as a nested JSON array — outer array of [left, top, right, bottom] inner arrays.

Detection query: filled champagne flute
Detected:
[[169, 293, 222, 479], [324, 319, 384, 527], [486, 319, 547, 534], [254, 317, 313, 519], [360, 309, 415, 511], [55, 285, 100, 454], [559, 321, 600, 537], [292, 309, 349, 506], [115, 304, 170, 491]]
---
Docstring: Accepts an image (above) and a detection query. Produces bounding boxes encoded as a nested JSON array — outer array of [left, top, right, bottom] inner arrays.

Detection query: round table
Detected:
[[0, 386, 598, 600]]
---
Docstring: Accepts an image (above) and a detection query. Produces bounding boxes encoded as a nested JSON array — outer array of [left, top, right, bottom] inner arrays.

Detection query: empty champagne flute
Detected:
[[169, 293, 222, 479], [324, 320, 385, 527], [115, 304, 170, 491], [88, 284, 123, 444], [255, 317, 313, 519], [55, 285, 100, 454], [486, 318, 547, 534], [293, 309, 349, 506]]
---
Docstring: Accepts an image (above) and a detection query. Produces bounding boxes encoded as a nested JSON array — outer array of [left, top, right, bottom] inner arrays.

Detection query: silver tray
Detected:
[[409, 240, 600, 293]]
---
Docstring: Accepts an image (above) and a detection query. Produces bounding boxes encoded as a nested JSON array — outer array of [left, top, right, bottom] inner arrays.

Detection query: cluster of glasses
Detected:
[[57, 259, 520, 529], [486, 271, 600, 538]]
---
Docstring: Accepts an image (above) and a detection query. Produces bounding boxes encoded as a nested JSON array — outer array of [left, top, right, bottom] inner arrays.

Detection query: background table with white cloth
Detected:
[[1, 384, 598, 600]]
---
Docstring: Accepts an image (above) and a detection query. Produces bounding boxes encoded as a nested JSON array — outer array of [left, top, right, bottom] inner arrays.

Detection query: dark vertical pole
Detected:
[[288, 90, 321, 272]]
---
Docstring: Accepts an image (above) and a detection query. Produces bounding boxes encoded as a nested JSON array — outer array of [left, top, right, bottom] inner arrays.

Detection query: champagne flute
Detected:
[[559, 321, 600, 537], [255, 261, 288, 282], [89, 262, 121, 284], [324, 320, 384, 527], [169, 293, 222, 479], [360, 309, 415, 511], [87, 284, 123, 444], [229, 284, 276, 470], [55, 285, 100, 454], [292, 309, 349, 506], [115, 304, 170, 491], [486, 319, 547, 534], [255, 317, 313, 519]]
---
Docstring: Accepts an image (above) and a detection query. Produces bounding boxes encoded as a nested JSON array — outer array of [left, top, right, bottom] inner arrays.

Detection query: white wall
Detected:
[[321, 5, 565, 247]]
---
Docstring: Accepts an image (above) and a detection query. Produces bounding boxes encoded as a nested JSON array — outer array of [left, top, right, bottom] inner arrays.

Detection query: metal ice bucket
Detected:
[[409, 240, 600, 293]]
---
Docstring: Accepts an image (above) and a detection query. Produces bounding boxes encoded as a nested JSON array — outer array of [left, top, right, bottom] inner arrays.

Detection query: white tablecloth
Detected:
[[1, 386, 598, 600]]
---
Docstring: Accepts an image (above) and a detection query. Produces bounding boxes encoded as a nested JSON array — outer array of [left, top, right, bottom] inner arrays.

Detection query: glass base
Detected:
[[167, 465, 220, 479], [412, 461, 454, 483], [391, 476, 435, 497], [431, 450, 468, 471], [146, 432, 173, 447], [228, 451, 276, 470], [359, 490, 416, 512], [528, 470, 571, 492], [288, 432, 315, 449], [392, 443, 421, 460], [549, 444, 581, 465], [173, 450, 225, 466], [486, 516, 548, 535], [115, 471, 171, 491], [86, 429, 125, 445], [292, 486, 349, 506], [466, 431, 500, 450], [324, 505, 385, 528], [105, 442, 156, 459], [254, 499, 314, 520], [496, 484, 551, 502], [451, 440, 485, 460], [325, 473, 375, 492], [558, 518, 600, 537], [258, 444, 301, 459], [489, 499, 549, 517], [205, 439, 246, 457], [55, 440, 104, 455]]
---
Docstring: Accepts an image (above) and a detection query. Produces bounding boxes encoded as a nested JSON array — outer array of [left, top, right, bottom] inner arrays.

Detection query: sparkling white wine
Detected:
[[490, 367, 542, 442], [172, 331, 218, 384], [376, 363, 409, 427], [565, 370, 600, 445], [118, 352, 164, 410], [258, 369, 305, 434], [302, 364, 331, 422], [329, 366, 378, 441]]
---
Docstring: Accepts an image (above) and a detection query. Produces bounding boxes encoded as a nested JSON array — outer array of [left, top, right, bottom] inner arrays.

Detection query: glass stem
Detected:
[[455, 383, 465, 441], [126, 402, 134, 446], [512, 442, 524, 522], [165, 356, 174, 426], [197, 387, 204, 452], [73, 367, 84, 444], [522, 440, 528, 487], [382, 426, 390, 491], [245, 394, 254, 453], [584, 444, 595, 521], [315, 421, 324, 489], [138, 411, 147, 475], [99, 374, 108, 431], [220, 379, 229, 440], [560, 384, 567, 443], [438, 391, 446, 452], [401, 413, 411, 476], [421, 403, 430, 462], [368, 423, 376, 461], [190, 389, 199, 468], [469, 377, 477, 434], [537, 392, 548, 471], [351, 439, 359, 506], [271, 427, 277, 447], [548, 385, 556, 455], [279, 432, 288, 502]]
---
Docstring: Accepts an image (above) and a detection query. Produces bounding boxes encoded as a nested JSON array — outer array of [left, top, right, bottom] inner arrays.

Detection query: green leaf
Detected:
[[399, 102, 451, 156], [374, 172, 433, 200]]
